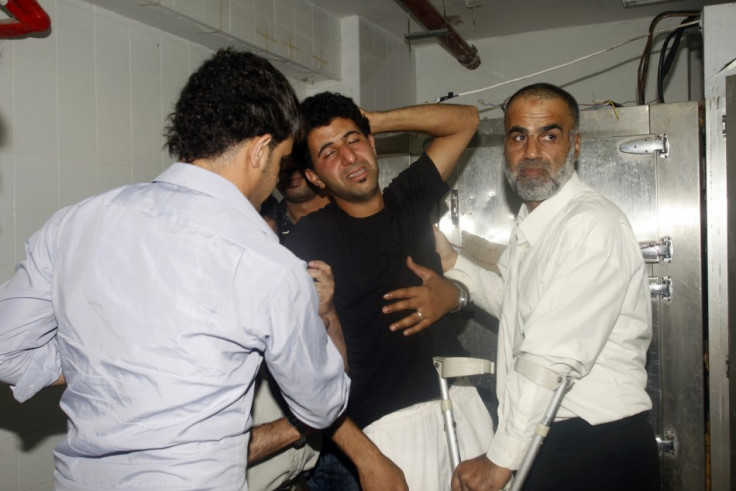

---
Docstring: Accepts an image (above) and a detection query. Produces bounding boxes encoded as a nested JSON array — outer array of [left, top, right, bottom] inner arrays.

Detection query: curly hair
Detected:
[[299, 92, 371, 168], [165, 48, 302, 163]]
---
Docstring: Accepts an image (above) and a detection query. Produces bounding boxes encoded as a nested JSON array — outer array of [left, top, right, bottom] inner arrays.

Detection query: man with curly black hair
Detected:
[[0, 48, 350, 490], [285, 93, 494, 490]]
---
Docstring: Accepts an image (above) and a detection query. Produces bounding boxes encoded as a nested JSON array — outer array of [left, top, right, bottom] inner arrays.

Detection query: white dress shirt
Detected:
[[447, 172, 652, 469], [0, 163, 349, 490]]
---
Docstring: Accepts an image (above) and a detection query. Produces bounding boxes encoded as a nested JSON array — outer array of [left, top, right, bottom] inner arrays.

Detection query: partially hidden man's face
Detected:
[[305, 117, 380, 204], [277, 157, 317, 204], [503, 96, 580, 204]]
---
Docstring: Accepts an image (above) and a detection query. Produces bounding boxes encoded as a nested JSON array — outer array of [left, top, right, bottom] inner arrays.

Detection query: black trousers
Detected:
[[522, 412, 661, 491]]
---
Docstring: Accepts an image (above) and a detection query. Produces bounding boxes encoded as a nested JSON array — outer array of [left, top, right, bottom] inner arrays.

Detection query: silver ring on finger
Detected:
[[416, 310, 424, 320]]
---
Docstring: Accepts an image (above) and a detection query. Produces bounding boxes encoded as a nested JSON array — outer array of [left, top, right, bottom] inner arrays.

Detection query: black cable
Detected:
[[636, 10, 700, 105], [656, 16, 700, 103]]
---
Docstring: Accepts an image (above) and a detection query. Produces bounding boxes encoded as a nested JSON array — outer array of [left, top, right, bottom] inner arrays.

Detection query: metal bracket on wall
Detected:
[[450, 189, 459, 225], [649, 276, 673, 301], [620, 134, 670, 158], [656, 430, 678, 457], [640, 237, 673, 263]]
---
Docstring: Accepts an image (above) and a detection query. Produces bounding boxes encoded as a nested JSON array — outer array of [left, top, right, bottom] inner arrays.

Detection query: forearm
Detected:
[[328, 415, 408, 491], [367, 103, 479, 181], [367, 103, 478, 138], [248, 418, 302, 464], [322, 309, 348, 371], [447, 254, 503, 317]]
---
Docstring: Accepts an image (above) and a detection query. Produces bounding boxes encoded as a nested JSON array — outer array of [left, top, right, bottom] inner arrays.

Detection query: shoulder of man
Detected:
[[282, 204, 340, 258]]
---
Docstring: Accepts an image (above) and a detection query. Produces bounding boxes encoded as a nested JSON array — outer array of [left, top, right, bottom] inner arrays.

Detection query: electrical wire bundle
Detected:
[[636, 11, 701, 105]]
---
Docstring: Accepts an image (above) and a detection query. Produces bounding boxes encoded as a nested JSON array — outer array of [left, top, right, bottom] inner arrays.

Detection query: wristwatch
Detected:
[[449, 279, 470, 313], [287, 413, 308, 449]]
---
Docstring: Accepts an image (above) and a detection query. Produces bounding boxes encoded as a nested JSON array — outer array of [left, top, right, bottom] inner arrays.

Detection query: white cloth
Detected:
[[247, 370, 321, 490], [363, 384, 494, 491], [0, 162, 349, 490], [447, 172, 652, 470]]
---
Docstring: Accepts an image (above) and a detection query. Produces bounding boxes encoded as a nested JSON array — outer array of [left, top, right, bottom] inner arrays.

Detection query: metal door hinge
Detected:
[[649, 276, 673, 301], [640, 237, 673, 263], [656, 430, 678, 457], [620, 134, 669, 158], [450, 189, 459, 225]]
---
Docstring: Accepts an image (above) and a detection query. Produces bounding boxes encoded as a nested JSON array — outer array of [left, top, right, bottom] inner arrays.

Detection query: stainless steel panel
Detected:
[[650, 102, 705, 491], [705, 93, 729, 491], [726, 74, 736, 491]]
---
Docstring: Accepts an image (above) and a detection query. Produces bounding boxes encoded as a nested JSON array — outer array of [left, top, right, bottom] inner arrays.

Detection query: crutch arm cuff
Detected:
[[514, 357, 565, 391]]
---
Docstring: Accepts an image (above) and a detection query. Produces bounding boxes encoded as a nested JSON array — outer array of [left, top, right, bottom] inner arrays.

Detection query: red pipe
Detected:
[[395, 0, 481, 70], [0, 0, 51, 38]]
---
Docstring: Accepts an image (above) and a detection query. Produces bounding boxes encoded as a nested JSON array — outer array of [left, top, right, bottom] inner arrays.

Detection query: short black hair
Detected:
[[165, 48, 302, 163], [504, 83, 579, 131], [299, 92, 371, 168]]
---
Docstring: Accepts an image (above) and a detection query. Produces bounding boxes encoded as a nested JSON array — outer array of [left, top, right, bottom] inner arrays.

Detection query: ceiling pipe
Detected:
[[395, 0, 481, 70], [0, 0, 51, 38]]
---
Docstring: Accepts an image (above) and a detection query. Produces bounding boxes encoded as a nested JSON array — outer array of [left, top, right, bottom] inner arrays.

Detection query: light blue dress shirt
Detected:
[[0, 163, 349, 490]]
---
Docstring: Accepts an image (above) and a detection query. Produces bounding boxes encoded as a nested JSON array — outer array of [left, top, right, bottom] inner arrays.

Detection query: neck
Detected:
[[286, 195, 330, 224], [335, 193, 384, 218], [525, 200, 542, 213]]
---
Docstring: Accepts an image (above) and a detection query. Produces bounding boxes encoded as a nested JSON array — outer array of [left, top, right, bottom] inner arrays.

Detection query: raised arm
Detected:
[[364, 103, 479, 180]]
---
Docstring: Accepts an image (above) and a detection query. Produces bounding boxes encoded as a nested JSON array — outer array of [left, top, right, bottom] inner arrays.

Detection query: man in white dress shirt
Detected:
[[429, 83, 659, 491], [0, 48, 349, 490]]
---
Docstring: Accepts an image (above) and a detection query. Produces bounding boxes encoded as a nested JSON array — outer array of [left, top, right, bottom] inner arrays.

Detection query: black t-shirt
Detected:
[[285, 153, 465, 428]]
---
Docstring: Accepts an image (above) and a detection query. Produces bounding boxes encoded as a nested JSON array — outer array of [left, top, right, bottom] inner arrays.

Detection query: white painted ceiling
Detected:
[[310, 0, 722, 41]]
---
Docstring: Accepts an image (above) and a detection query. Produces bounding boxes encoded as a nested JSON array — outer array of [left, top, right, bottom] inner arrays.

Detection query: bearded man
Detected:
[[432, 83, 660, 491]]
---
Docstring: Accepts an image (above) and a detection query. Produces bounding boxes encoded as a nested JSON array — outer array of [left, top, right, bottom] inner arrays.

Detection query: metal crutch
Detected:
[[509, 376, 574, 491], [433, 356, 496, 471]]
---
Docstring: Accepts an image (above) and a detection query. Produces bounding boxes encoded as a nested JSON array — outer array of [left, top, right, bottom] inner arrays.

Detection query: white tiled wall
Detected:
[[305, 16, 416, 112], [414, 16, 702, 116], [358, 17, 415, 111], [147, 0, 342, 81]]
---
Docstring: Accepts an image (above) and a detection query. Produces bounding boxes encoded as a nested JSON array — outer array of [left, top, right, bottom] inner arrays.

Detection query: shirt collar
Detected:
[[153, 162, 274, 237], [515, 171, 588, 246]]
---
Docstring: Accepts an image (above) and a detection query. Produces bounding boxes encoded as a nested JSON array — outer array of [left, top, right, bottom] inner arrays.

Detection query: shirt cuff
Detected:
[[9, 342, 61, 402], [486, 426, 528, 470]]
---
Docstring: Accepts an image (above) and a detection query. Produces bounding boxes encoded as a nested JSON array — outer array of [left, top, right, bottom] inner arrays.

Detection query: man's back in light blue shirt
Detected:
[[0, 163, 349, 490]]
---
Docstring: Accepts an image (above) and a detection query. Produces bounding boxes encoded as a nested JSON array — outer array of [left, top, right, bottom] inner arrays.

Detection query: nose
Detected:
[[523, 138, 539, 159], [339, 145, 357, 165]]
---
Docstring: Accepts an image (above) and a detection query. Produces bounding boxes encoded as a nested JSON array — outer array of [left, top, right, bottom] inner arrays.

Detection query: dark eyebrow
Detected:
[[507, 125, 527, 135], [539, 123, 563, 133], [507, 123, 563, 136], [317, 130, 362, 157]]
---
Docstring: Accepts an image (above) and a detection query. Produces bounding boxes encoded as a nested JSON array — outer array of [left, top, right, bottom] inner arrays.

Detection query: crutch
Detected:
[[509, 374, 574, 491], [433, 356, 495, 470]]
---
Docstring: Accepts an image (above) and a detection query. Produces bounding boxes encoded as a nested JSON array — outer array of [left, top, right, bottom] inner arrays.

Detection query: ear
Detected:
[[368, 134, 376, 154], [305, 168, 326, 190], [573, 132, 581, 162], [249, 134, 274, 169]]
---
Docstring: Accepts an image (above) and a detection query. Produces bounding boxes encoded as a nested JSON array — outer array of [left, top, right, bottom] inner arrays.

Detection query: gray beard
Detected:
[[505, 148, 576, 203]]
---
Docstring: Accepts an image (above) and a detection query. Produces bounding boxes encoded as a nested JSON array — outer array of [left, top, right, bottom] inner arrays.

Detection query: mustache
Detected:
[[516, 158, 548, 169]]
